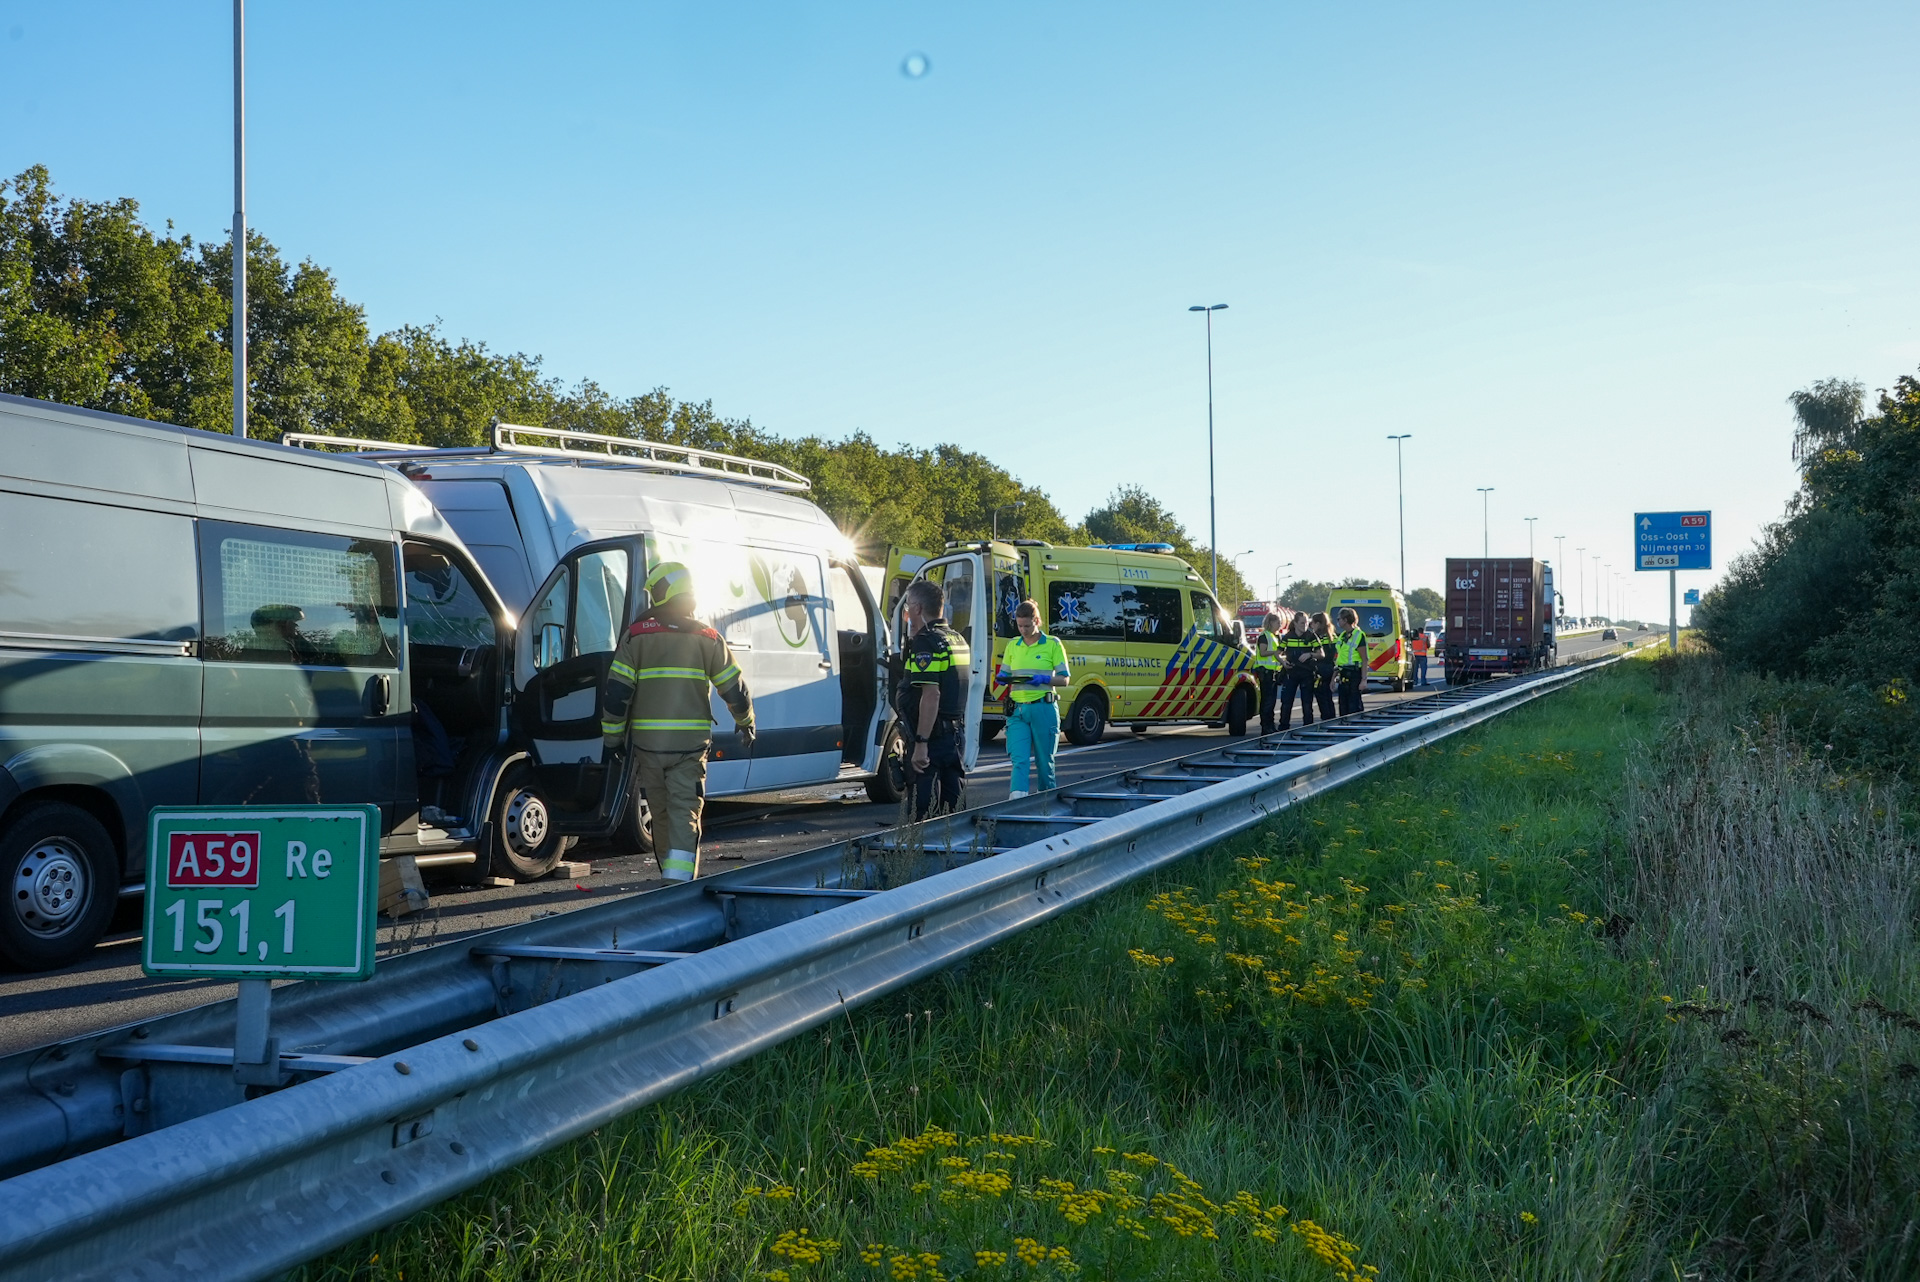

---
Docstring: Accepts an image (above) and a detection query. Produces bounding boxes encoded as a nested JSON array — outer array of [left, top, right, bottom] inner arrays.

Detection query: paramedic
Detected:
[[995, 598, 1070, 797]]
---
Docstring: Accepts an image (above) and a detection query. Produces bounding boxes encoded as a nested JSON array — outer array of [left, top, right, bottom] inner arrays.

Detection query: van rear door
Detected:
[[740, 549, 841, 791], [905, 552, 990, 771]]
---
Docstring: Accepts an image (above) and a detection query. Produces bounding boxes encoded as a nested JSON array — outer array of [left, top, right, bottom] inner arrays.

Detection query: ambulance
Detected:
[[904, 540, 1258, 765], [1326, 588, 1414, 691]]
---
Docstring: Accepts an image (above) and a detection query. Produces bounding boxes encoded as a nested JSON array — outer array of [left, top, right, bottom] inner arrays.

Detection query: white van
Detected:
[[286, 423, 901, 831]]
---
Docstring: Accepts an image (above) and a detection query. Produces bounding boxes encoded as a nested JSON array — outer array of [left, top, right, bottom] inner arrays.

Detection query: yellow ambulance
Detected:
[[1326, 588, 1414, 691], [902, 540, 1258, 764]]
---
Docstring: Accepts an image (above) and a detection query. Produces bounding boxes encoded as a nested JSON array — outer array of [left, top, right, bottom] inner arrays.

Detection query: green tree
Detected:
[[1407, 587, 1444, 620], [1083, 485, 1249, 603]]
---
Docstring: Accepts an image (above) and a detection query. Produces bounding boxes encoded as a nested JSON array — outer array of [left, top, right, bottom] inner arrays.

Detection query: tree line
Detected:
[[2, 164, 1483, 610], [1693, 375, 1919, 771]]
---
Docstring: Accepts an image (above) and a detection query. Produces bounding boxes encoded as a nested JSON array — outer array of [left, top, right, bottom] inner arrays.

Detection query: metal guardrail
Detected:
[[0, 657, 1623, 1281]]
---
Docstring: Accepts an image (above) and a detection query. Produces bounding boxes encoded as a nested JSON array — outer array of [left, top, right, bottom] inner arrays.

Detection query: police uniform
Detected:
[[1310, 626, 1338, 721], [1335, 624, 1368, 716], [600, 563, 754, 882], [898, 615, 971, 818], [1252, 626, 1286, 735], [998, 629, 1069, 795], [1277, 630, 1319, 729]]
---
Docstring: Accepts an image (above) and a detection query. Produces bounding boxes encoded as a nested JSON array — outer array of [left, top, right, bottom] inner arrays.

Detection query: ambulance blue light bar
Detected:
[[1090, 543, 1175, 553]]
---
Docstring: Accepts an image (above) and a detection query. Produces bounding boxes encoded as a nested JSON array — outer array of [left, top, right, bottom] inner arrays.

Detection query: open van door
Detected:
[[501, 537, 641, 870], [901, 550, 991, 771]]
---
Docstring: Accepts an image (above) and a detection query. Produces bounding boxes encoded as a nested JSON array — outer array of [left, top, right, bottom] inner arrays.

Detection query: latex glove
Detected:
[[1027, 672, 1054, 687], [736, 723, 757, 752]]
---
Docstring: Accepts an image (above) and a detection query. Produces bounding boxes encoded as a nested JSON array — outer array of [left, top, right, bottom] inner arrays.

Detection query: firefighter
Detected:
[[1277, 612, 1318, 729], [600, 561, 754, 883], [1334, 606, 1370, 716], [1252, 611, 1287, 734], [897, 578, 971, 818]]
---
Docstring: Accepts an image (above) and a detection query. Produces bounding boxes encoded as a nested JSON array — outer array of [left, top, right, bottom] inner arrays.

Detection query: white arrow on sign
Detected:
[[1640, 517, 1651, 529]]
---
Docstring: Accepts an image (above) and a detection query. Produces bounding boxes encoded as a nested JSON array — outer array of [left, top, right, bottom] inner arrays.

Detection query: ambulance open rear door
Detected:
[[897, 550, 991, 771]]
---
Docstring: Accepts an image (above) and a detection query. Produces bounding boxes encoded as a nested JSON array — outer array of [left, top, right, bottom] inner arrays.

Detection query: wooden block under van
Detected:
[[379, 855, 429, 918], [554, 861, 593, 879]]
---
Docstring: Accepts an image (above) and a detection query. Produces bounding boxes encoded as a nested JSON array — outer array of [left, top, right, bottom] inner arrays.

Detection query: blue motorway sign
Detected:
[[1683, 588, 1701, 605], [1635, 511, 1711, 571]]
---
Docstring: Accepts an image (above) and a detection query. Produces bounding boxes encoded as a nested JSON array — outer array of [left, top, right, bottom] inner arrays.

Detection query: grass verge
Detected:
[[304, 656, 1920, 1280]]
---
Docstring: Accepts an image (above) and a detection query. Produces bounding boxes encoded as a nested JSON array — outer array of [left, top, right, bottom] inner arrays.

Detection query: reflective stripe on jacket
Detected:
[[601, 609, 754, 752]]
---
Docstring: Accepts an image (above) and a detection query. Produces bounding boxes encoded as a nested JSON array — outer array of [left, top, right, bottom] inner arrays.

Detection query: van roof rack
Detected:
[[280, 421, 811, 492]]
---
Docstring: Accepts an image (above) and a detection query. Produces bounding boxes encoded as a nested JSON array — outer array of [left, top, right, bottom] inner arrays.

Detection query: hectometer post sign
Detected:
[[142, 806, 380, 980]]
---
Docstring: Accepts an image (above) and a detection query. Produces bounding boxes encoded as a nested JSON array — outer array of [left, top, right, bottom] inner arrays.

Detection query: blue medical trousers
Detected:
[[1005, 698, 1060, 793]]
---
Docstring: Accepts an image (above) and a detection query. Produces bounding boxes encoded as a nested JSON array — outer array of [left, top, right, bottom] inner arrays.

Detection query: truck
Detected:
[[1442, 558, 1556, 682]]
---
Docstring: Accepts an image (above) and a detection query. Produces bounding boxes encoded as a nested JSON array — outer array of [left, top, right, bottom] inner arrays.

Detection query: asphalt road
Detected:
[[0, 631, 1640, 1054]]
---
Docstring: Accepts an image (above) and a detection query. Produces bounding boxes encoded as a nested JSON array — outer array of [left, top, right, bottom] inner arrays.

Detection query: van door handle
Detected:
[[818, 659, 834, 670], [370, 674, 392, 718]]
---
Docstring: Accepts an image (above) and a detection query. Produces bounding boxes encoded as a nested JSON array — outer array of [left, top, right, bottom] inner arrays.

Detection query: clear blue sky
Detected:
[[7, 2, 1918, 621]]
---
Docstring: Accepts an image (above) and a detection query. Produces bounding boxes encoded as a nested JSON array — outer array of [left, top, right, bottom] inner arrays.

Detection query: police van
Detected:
[[287, 423, 899, 822], [1326, 588, 1414, 691], [906, 540, 1257, 765]]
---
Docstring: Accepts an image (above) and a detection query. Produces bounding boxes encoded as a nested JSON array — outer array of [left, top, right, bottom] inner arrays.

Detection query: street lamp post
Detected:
[[992, 501, 1025, 541], [1554, 535, 1566, 621], [1592, 555, 1602, 621], [1524, 516, 1537, 559], [1271, 562, 1292, 603], [1388, 435, 1411, 598], [1575, 547, 1585, 622], [1188, 303, 1228, 595], [1476, 488, 1494, 557], [1229, 549, 1253, 601], [232, 0, 248, 440]]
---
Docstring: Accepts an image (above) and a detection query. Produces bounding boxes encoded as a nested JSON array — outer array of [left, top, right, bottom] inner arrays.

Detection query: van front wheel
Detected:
[[1064, 690, 1107, 746], [0, 802, 119, 971], [1225, 685, 1251, 737], [489, 770, 564, 881]]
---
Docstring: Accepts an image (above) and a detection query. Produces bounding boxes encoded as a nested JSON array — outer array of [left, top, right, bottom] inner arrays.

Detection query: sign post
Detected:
[[143, 805, 379, 1083], [1635, 511, 1711, 655]]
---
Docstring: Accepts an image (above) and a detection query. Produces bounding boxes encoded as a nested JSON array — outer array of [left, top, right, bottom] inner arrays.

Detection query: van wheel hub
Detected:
[[15, 840, 88, 935], [503, 790, 551, 854]]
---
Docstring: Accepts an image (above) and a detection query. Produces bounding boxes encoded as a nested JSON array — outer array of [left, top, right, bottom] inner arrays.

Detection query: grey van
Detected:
[[0, 394, 626, 970]]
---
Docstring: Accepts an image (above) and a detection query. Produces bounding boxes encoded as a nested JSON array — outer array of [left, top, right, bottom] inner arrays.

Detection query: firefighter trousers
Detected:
[[634, 747, 708, 881]]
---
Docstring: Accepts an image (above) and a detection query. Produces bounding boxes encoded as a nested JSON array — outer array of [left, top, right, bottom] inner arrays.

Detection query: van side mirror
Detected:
[[536, 622, 566, 670], [1229, 619, 1247, 645]]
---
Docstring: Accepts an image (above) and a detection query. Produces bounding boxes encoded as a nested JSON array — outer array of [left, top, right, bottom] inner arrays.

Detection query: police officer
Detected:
[[1308, 610, 1338, 722], [600, 561, 754, 883], [1334, 606, 1370, 716], [1252, 612, 1287, 734], [1277, 612, 1318, 729], [897, 579, 971, 818]]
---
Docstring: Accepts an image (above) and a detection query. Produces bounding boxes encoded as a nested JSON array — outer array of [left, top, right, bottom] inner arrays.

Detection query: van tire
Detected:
[[489, 770, 565, 881], [866, 725, 908, 805], [0, 801, 119, 972], [1225, 685, 1251, 737], [1064, 690, 1107, 746]]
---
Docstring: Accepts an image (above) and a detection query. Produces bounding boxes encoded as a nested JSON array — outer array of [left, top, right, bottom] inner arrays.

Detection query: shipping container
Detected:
[[1442, 558, 1556, 682]]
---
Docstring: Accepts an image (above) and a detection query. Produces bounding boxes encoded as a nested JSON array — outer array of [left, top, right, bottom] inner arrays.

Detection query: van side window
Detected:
[[1049, 581, 1125, 642], [0, 491, 197, 643], [572, 548, 629, 655], [1125, 586, 1184, 644], [525, 566, 571, 672], [198, 521, 399, 668], [403, 545, 497, 648], [994, 571, 1022, 639]]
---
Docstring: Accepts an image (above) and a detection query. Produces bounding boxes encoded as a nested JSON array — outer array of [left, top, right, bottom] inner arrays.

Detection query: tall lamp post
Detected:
[[1554, 535, 1566, 620], [1271, 562, 1292, 603], [1575, 546, 1586, 622], [1592, 555, 1602, 620], [992, 501, 1025, 541], [1476, 487, 1495, 557], [1188, 303, 1228, 594], [1524, 516, 1537, 559], [1388, 434, 1411, 598], [232, 0, 248, 440]]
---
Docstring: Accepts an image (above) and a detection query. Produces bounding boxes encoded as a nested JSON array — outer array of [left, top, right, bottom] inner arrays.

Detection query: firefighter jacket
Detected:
[[600, 608, 754, 753]]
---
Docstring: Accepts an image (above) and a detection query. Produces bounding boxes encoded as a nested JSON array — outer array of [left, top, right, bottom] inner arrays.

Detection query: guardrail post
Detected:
[[232, 980, 279, 1086]]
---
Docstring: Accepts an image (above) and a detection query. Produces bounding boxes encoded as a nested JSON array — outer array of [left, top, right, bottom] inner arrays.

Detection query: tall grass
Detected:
[[302, 657, 1920, 1281]]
